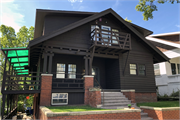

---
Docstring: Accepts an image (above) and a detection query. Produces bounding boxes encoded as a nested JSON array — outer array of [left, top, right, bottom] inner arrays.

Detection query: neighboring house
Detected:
[[1, 8, 169, 119], [146, 32, 180, 96]]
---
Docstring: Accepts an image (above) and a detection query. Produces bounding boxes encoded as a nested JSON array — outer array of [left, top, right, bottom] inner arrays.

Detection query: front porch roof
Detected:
[[0, 47, 29, 75]]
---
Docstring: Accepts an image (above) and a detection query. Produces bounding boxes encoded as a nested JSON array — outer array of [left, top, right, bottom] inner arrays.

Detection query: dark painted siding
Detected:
[[44, 15, 87, 35], [43, 16, 125, 49], [105, 59, 120, 89], [44, 23, 91, 49], [119, 36, 156, 92], [68, 92, 84, 105], [42, 15, 156, 93]]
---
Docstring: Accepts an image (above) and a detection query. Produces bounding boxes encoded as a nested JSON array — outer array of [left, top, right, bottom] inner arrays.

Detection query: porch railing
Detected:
[[52, 72, 84, 89], [4, 106, 17, 119], [2, 71, 42, 93], [91, 28, 131, 49]]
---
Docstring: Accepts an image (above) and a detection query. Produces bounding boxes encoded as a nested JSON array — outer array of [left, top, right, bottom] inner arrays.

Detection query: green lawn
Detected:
[[47, 105, 121, 112], [137, 101, 179, 108]]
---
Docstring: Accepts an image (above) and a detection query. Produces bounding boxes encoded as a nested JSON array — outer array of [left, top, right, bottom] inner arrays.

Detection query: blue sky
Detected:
[[0, 0, 179, 35]]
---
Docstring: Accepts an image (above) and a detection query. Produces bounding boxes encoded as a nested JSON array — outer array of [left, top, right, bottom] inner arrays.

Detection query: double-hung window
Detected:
[[51, 93, 68, 105], [68, 64, 76, 78], [130, 64, 146, 75], [130, 64, 137, 75], [154, 64, 160, 76], [57, 64, 66, 78], [138, 64, 145, 75]]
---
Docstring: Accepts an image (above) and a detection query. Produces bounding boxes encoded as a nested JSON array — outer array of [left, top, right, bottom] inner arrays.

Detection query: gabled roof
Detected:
[[29, 8, 169, 63], [34, 9, 97, 39]]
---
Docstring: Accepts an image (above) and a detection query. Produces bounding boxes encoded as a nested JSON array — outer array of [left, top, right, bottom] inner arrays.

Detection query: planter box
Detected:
[[39, 106, 141, 120]]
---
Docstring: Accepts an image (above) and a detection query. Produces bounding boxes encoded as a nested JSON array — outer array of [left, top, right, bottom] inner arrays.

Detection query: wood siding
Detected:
[[42, 15, 157, 93], [44, 15, 87, 35], [119, 35, 156, 92], [68, 92, 84, 105]]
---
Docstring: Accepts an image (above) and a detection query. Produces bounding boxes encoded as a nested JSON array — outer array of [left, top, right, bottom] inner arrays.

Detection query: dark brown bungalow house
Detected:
[[1, 8, 169, 119]]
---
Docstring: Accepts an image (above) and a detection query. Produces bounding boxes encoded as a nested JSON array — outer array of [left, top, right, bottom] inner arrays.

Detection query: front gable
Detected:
[[29, 8, 169, 65]]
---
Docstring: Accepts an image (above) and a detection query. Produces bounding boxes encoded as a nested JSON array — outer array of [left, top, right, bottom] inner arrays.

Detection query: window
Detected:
[[101, 25, 111, 45], [91, 25, 99, 41], [171, 63, 176, 75], [51, 93, 68, 105], [177, 64, 180, 74], [154, 64, 160, 76], [68, 64, 76, 78], [130, 64, 137, 75], [138, 64, 145, 75], [57, 64, 65, 78], [112, 29, 119, 44]]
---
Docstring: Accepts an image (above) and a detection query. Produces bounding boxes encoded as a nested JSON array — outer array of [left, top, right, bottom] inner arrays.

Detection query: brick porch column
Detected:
[[89, 88, 101, 108], [121, 90, 136, 103], [40, 74, 53, 106], [84, 75, 94, 105]]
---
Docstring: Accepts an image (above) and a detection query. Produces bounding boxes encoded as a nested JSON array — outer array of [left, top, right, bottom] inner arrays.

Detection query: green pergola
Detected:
[[1, 47, 29, 75]]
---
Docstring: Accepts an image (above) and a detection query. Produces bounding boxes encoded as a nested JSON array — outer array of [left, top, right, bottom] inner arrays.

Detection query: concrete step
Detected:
[[102, 96, 128, 100], [102, 103, 130, 106], [101, 106, 140, 109], [141, 117, 153, 120], [141, 113, 148, 117], [101, 92, 124, 96], [101, 99, 131, 103]]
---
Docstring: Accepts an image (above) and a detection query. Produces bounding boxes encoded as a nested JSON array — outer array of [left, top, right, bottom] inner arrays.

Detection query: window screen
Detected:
[[130, 64, 137, 75]]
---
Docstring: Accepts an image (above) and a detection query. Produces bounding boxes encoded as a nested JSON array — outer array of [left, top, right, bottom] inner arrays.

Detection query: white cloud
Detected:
[[0, 0, 14, 3], [176, 24, 180, 28], [0, 0, 25, 33], [68, 0, 83, 3], [112, 0, 122, 14]]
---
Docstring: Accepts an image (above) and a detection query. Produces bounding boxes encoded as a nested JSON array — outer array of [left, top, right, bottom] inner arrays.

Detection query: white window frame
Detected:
[[51, 93, 68, 105], [56, 63, 66, 78], [130, 64, 137, 75]]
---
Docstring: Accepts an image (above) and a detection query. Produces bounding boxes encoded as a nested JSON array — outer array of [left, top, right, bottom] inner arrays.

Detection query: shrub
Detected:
[[170, 90, 180, 97]]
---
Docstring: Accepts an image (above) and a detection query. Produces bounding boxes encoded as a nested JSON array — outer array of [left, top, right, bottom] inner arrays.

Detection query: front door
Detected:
[[92, 67, 100, 87]]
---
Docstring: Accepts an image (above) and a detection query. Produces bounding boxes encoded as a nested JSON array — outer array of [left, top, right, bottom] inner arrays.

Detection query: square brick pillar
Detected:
[[89, 88, 101, 108], [40, 74, 53, 106], [84, 75, 94, 105], [121, 90, 136, 103]]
